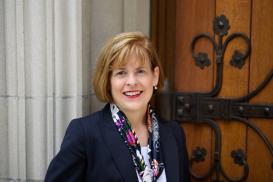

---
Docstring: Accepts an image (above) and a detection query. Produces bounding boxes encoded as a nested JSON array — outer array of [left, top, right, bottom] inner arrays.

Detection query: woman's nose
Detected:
[[126, 73, 137, 86]]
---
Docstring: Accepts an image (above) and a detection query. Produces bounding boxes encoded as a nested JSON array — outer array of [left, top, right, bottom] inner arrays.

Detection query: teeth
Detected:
[[124, 91, 141, 96]]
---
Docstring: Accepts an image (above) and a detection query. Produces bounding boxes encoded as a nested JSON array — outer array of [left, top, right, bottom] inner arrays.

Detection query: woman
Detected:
[[45, 32, 190, 182]]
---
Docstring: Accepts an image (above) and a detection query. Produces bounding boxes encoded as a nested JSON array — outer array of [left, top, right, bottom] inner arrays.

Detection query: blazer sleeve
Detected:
[[170, 122, 190, 182], [44, 119, 87, 182]]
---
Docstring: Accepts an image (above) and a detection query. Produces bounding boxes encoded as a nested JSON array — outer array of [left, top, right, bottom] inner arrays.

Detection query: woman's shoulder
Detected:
[[158, 117, 181, 129], [158, 117, 186, 138], [69, 104, 111, 130]]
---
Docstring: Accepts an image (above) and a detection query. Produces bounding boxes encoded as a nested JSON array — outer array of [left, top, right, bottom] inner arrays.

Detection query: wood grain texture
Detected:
[[151, 0, 176, 91], [150, 0, 158, 47], [215, 0, 251, 180], [153, 0, 273, 181], [247, 0, 273, 181], [175, 1, 215, 181], [175, 0, 215, 93]]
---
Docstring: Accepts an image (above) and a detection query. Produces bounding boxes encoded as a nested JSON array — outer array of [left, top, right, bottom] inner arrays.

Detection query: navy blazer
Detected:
[[45, 104, 190, 182]]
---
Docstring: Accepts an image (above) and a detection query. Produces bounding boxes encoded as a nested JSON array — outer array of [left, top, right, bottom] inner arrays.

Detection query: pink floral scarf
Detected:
[[110, 103, 165, 182]]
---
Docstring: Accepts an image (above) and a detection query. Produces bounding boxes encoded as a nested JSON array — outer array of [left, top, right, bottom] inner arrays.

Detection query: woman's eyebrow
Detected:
[[112, 67, 126, 71], [137, 66, 146, 69]]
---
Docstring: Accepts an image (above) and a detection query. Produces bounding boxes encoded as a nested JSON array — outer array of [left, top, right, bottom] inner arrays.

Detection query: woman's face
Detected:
[[110, 55, 159, 114]]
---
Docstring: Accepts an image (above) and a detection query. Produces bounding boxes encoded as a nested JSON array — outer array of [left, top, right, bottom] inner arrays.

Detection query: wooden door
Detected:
[[152, 0, 273, 181]]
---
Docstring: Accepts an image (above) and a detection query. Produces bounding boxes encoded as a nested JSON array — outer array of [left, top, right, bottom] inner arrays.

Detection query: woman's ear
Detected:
[[153, 66, 160, 86]]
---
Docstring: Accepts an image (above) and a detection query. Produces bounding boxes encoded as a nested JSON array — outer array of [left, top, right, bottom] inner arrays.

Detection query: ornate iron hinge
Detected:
[[157, 15, 273, 182]]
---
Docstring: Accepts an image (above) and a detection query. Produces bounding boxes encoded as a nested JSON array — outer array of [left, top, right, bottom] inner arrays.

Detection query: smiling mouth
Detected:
[[123, 91, 143, 98]]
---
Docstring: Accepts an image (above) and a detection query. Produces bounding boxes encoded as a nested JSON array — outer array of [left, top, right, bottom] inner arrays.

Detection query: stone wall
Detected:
[[0, 0, 150, 180]]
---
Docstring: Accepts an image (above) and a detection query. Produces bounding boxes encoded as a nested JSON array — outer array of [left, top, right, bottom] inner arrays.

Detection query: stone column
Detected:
[[0, 0, 150, 180]]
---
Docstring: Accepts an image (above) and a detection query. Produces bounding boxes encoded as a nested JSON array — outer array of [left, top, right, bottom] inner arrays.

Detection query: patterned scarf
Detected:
[[110, 103, 165, 182]]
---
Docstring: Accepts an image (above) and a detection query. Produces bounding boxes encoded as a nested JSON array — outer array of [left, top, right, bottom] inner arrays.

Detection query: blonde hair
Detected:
[[93, 32, 164, 102]]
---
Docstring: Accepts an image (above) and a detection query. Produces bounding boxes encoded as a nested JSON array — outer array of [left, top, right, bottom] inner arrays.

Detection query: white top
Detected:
[[136, 146, 167, 182]]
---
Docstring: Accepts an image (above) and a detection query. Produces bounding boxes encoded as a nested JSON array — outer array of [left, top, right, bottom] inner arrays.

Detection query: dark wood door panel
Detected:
[[248, 0, 273, 181], [152, 0, 273, 181]]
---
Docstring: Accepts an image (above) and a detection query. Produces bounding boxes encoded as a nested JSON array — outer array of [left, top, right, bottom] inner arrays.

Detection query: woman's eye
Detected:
[[137, 69, 145, 74], [115, 71, 126, 76]]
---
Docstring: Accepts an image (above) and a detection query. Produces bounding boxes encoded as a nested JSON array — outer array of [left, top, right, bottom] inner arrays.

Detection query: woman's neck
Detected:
[[125, 109, 146, 129]]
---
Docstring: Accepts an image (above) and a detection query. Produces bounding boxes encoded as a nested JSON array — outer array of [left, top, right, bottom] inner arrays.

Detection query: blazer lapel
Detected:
[[97, 104, 138, 182], [160, 123, 180, 182]]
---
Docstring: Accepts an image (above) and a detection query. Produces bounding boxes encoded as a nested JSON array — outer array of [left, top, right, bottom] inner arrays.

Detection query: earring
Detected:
[[154, 85, 158, 90]]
